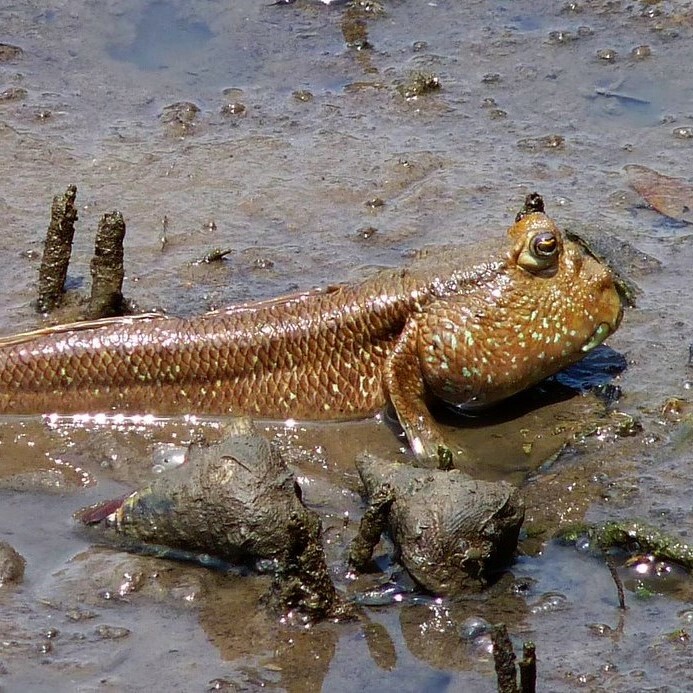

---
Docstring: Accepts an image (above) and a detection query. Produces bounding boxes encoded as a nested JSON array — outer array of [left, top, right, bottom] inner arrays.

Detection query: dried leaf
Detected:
[[624, 164, 693, 224]]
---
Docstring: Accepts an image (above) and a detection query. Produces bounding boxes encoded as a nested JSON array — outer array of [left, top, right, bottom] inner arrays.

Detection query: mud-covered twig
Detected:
[[191, 248, 233, 265], [604, 552, 626, 610], [518, 641, 536, 693], [492, 624, 519, 693], [554, 519, 693, 609], [270, 509, 348, 620], [348, 484, 395, 571], [159, 215, 169, 251], [87, 211, 127, 319], [37, 185, 78, 313], [556, 520, 693, 572]]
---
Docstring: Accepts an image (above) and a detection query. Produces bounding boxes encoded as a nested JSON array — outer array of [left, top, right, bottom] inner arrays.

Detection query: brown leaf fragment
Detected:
[[624, 164, 693, 224]]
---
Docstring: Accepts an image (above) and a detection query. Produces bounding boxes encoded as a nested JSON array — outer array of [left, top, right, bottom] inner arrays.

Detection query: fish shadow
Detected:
[[422, 345, 627, 431]]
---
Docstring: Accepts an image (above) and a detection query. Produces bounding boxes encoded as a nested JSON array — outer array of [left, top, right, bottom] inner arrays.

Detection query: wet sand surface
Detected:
[[1, 1, 693, 690]]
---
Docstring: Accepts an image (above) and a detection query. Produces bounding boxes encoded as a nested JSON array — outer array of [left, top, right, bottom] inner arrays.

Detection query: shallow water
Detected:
[[2, 0, 693, 690]]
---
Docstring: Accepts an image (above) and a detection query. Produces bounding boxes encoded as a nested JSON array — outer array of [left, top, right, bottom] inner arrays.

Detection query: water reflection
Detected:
[[108, 0, 213, 71]]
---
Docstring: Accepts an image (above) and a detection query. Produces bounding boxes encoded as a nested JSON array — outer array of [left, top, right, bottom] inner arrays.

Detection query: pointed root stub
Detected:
[[36, 185, 78, 313], [87, 211, 127, 319]]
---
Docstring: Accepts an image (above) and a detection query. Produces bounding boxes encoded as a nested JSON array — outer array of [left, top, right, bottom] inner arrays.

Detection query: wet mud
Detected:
[[2, 0, 693, 690]]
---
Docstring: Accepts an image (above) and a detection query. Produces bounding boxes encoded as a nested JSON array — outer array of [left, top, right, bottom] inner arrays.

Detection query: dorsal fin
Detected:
[[0, 312, 165, 347]]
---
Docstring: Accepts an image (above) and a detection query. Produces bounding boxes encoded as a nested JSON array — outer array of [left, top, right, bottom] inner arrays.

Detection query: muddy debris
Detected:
[[220, 101, 247, 117], [556, 520, 693, 572], [516, 134, 565, 152], [0, 44, 23, 62], [159, 101, 201, 138], [355, 454, 524, 595], [0, 467, 86, 493], [0, 541, 26, 587], [0, 86, 27, 102], [191, 247, 233, 265], [77, 419, 343, 620], [348, 484, 395, 571], [624, 164, 693, 225], [396, 72, 441, 100], [341, 5, 373, 50]]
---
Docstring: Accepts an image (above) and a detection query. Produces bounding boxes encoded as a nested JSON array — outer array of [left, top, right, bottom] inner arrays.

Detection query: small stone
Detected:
[[673, 127, 693, 140], [161, 101, 199, 123], [95, 625, 131, 640], [160, 101, 200, 137], [396, 72, 440, 99], [530, 591, 568, 614], [0, 541, 26, 586], [222, 87, 244, 100], [489, 108, 507, 120], [253, 257, 274, 270], [459, 616, 492, 640], [412, 41, 428, 52], [365, 197, 385, 209], [65, 609, 98, 622], [356, 226, 377, 239], [517, 134, 565, 151], [596, 48, 617, 62], [588, 623, 615, 636], [661, 397, 686, 419], [481, 72, 501, 84], [220, 102, 246, 116], [292, 90, 314, 103], [631, 45, 652, 59], [547, 30, 576, 44]]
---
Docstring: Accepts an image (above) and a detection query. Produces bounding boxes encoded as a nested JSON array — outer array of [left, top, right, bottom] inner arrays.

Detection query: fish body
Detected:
[[0, 212, 623, 462]]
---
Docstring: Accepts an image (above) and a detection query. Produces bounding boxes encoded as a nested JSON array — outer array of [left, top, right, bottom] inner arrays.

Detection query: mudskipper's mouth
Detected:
[[581, 322, 613, 353]]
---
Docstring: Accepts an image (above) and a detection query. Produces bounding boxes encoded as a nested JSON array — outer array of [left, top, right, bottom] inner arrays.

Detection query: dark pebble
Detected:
[[0, 86, 27, 101], [0, 44, 23, 62], [0, 541, 26, 586]]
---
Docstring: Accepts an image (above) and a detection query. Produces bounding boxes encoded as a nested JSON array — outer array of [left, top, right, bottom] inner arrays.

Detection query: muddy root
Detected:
[[87, 211, 127, 319], [37, 184, 78, 313]]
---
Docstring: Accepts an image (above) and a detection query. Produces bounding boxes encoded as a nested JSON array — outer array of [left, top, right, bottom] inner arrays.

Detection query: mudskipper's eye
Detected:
[[532, 232, 558, 257], [516, 223, 562, 275]]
